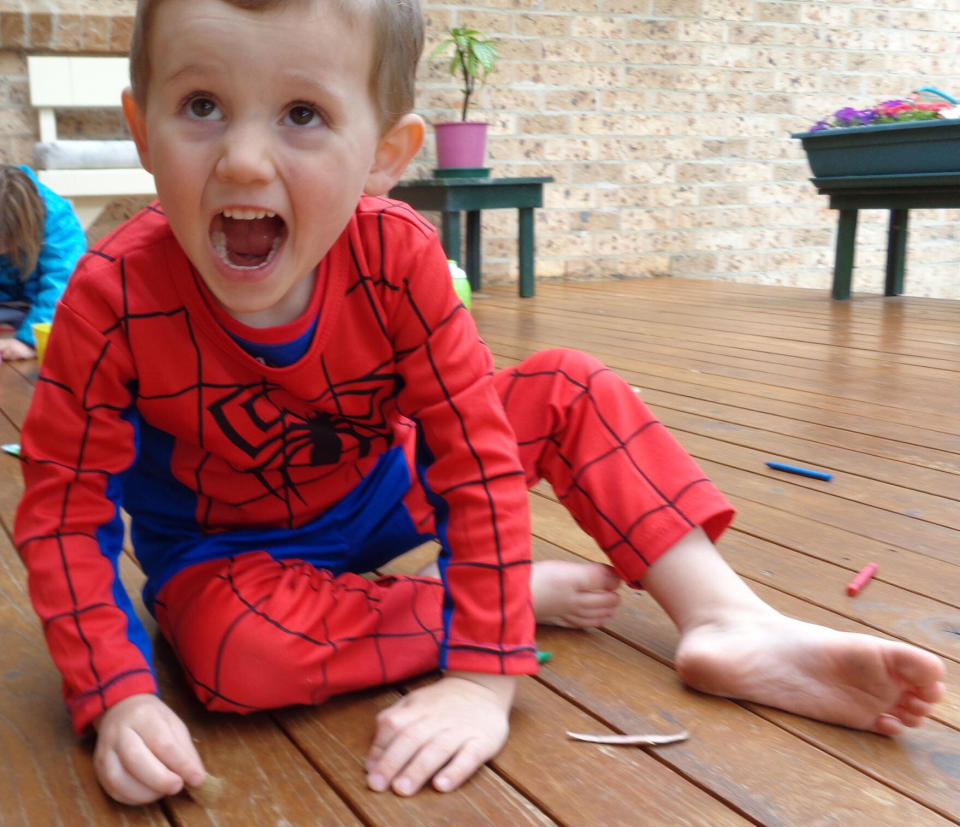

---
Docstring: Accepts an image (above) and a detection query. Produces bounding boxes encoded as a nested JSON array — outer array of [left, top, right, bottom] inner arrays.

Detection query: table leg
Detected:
[[518, 207, 535, 298], [885, 209, 908, 296], [466, 210, 482, 291], [441, 210, 461, 267], [832, 209, 858, 300]]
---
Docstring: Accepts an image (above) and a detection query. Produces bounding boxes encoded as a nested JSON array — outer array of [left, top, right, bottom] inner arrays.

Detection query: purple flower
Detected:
[[857, 109, 879, 124], [809, 119, 831, 132], [833, 106, 860, 124]]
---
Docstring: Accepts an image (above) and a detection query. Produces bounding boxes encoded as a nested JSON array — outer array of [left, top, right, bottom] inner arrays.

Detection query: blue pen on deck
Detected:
[[765, 461, 832, 482]]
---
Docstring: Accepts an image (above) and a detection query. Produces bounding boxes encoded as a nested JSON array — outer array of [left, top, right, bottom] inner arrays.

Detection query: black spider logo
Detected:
[[207, 381, 393, 472], [303, 409, 374, 465]]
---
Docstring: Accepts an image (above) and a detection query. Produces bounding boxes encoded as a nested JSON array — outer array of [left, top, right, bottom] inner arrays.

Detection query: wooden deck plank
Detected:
[[697, 457, 956, 562], [478, 305, 959, 399], [2, 278, 957, 825], [724, 498, 959, 608], [480, 327, 959, 435], [477, 286, 960, 383], [636, 386, 958, 476], [537, 280, 960, 349], [656, 403, 958, 501], [480, 324, 956, 427]]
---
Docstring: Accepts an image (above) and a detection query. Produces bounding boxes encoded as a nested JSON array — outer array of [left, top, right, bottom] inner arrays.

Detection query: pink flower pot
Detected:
[[434, 121, 488, 169]]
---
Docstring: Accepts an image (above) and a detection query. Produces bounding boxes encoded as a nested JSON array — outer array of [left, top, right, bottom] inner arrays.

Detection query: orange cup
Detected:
[[32, 322, 52, 365]]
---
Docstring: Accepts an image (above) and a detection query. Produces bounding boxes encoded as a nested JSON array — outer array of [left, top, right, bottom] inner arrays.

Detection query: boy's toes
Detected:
[[874, 714, 904, 736], [887, 646, 945, 694], [901, 693, 934, 718], [915, 680, 946, 704], [889, 694, 933, 728]]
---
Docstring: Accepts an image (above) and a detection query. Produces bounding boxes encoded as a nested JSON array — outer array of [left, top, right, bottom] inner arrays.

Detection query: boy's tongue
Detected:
[[219, 215, 282, 267]]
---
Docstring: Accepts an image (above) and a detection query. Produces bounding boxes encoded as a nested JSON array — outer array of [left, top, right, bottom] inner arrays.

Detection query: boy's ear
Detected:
[[121, 87, 153, 173], [364, 114, 425, 196]]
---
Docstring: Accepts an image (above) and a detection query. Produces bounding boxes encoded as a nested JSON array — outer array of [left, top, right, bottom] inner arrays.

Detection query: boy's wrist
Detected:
[[442, 670, 517, 708]]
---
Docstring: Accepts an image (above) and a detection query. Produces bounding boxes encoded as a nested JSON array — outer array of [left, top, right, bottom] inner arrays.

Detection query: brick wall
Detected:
[[2, 0, 958, 297], [415, 0, 960, 298]]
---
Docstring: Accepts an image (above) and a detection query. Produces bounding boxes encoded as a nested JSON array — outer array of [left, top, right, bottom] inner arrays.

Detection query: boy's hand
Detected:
[[366, 672, 516, 796], [0, 338, 36, 361], [93, 693, 206, 805]]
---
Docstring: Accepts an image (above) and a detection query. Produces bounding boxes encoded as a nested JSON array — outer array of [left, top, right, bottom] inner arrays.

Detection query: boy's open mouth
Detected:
[[210, 209, 286, 270]]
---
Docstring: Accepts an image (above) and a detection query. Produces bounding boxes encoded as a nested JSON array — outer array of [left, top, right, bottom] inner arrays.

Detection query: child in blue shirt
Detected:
[[0, 164, 86, 360]]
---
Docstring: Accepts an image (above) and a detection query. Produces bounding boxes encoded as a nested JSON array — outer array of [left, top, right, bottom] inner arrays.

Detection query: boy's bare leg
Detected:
[[644, 527, 946, 735]]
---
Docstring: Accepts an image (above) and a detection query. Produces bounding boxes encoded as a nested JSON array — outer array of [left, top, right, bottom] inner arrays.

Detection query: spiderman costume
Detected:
[[15, 196, 733, 735]]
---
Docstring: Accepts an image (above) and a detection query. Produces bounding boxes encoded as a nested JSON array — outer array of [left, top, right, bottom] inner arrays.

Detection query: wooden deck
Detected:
[[1, 278, 958, 825]]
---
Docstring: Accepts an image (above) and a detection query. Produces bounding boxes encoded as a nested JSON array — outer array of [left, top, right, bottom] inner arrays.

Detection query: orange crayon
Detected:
[[846, 562, 878, 596]]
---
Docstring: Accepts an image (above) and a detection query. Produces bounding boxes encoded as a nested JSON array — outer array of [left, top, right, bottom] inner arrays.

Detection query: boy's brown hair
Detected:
[[128, 0, 424, 129], [0, 166, 46, 278]]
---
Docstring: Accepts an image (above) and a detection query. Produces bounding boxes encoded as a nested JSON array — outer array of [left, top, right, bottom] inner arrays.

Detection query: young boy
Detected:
[[15, 0, 945, 807]]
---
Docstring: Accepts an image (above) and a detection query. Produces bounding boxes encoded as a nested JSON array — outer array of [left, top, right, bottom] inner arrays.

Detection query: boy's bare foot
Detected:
[[417, 558, 621, 629], [674, 610, 946, 735]]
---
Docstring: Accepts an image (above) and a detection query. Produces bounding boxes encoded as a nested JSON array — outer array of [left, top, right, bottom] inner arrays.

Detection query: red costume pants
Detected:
[[154, 349, 733, 713]]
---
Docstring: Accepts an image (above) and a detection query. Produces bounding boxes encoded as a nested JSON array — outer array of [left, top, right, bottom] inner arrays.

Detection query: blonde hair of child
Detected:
[[0, 166, 46, 279], [128, 0, 424, 130]]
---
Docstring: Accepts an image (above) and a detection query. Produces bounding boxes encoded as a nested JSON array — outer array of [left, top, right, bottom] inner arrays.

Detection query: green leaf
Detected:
[[472, 41, 498, 73], [428, 40, 453, 60]]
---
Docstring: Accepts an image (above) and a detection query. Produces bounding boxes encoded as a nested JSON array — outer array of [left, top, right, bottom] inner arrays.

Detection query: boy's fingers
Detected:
[[367, 729, 424, 791], [117, 729, 185, 796], [141, 717, 206, 786], [98, 748, 168, 805], [432, 739, 494, 793], [367, 700, 421, 771], [390, 731, 463, 796]]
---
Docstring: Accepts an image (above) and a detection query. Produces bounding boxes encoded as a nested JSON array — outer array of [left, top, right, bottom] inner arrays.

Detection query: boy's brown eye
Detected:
[[189, 98, 217, 119], [288, 105, 318, 126]]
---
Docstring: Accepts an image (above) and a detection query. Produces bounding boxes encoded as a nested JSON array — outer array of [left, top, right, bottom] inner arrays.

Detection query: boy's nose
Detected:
[[215, 123, 275, 185]]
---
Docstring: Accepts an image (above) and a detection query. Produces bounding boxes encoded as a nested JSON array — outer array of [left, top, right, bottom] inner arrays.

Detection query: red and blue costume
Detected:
[[15, 197, 734, 734]]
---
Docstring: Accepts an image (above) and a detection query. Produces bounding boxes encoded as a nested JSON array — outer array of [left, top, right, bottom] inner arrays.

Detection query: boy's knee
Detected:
[[521, 347, 605, 380], [177, 607, 334, 712]]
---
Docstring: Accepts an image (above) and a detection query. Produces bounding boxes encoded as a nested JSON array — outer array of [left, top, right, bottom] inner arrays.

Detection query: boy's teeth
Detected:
[[221, 208, 276, 220]]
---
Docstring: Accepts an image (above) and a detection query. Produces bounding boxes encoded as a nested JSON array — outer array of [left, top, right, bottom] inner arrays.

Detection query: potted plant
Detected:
[[792, 95, 960, 178], [429, 26, 499, 176]]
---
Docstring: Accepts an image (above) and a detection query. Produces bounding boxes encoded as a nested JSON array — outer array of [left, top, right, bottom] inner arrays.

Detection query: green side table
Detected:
[[389, 176, 553, 297], [811, 172, 960, 299]]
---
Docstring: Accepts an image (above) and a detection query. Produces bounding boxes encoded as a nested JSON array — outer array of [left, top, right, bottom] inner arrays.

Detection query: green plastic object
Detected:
[[448, 260, 472, 310], [536, 650, 553, 664], [792, 120, 960, 178]]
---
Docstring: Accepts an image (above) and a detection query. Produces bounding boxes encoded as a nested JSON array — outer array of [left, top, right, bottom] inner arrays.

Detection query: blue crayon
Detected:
[[765, 461, 832, 482]]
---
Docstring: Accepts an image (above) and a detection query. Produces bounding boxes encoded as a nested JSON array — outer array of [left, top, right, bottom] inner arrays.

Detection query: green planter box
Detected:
[[792, 119, 960, 178]]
